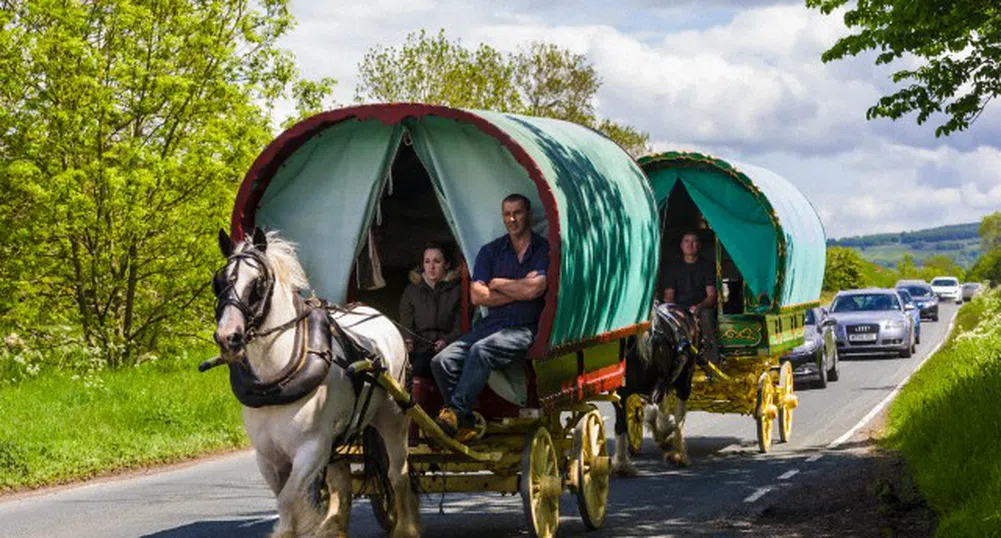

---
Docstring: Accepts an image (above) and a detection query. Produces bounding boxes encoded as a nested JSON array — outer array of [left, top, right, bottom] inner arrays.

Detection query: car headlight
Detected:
[[882, 319, 906, 330]]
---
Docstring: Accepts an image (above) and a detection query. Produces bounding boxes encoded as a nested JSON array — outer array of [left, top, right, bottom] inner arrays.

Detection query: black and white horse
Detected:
[[611, 303, 700, 476], [213, 229, 418, 538]]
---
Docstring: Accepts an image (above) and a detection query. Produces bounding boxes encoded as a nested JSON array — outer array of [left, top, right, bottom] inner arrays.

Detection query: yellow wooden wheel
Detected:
[[520, 426, 561, 538], [625, 394, 646, 455], [755, 371, 777, 453], [574, 410, 610, 529], [778, 361, 796, 443]]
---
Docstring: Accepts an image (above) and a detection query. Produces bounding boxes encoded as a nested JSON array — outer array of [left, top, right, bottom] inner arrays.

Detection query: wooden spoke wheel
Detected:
[[366, 430, 395, 532], [370, 491, 394, 533], [778, 361, 796, 443], [520, 426, 562, 538], [574, 410, 610, 530], [755, 371, 777, 453], [625, 394, 646, 456]]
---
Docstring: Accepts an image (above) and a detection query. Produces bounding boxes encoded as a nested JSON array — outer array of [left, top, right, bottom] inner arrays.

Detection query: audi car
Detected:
[[830, 289, 916, 358], [895, 280, 939, 321]]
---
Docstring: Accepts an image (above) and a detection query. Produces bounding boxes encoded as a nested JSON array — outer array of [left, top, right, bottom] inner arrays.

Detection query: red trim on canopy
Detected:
[[230, 103, 562, 358]]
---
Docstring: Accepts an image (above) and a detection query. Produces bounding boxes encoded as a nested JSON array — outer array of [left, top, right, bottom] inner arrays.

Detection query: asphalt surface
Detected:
[[0, 303, 959, 538]]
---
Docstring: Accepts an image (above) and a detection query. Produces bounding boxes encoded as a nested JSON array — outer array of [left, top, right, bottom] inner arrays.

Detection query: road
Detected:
[[0, 303, 958, 537]]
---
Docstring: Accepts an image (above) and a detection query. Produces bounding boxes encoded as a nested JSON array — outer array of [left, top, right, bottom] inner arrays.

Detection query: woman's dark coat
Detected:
[[399, 268, 462, 355]]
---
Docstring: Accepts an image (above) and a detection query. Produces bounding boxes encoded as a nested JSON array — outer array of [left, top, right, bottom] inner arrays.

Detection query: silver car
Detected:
[[830, 289, 916, 358]]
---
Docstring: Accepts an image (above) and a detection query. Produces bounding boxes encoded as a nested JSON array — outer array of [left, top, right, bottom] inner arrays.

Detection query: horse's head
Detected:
[[644, 303, 698, 367], [213, 228, 275, 359]]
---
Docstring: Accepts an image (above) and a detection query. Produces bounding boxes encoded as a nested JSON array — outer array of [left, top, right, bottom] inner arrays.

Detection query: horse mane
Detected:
[[241, 231, 310, 292]]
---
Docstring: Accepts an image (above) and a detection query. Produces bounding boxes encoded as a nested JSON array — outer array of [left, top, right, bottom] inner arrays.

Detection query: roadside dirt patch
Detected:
[[728, 420, 937, 537]]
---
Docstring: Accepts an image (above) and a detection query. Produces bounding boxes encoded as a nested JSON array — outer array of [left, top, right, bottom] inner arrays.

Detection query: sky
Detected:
[[277, 0, 1001, 239]]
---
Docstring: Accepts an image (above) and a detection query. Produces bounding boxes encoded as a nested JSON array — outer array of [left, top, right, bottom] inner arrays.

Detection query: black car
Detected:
[[782, 307, 840, 388], [895, 280, 939, 321]]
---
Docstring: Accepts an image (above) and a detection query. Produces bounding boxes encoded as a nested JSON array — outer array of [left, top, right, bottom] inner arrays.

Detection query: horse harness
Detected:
[[212, 250, 396, 454]]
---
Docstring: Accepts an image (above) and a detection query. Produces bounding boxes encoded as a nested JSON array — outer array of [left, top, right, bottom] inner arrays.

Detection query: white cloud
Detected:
[[278, 0, 1001, 238]]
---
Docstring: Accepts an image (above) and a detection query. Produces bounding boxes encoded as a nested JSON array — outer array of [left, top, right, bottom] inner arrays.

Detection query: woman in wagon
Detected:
[[430, 193, 550, 442], [399, 241, 462, 381], [663, 230, 721, 366]]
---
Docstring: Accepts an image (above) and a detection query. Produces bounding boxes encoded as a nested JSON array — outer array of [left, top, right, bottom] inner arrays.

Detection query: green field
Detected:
[[0, 349, 248, 491], [830, 222, 982, 269], [885, 289, 1001, 536]]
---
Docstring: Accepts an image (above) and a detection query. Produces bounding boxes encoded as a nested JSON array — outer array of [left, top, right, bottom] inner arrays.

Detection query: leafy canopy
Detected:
[[355, 29, 650, 156], [0, 0, 331, 367], [806, 0, 1001, 136]]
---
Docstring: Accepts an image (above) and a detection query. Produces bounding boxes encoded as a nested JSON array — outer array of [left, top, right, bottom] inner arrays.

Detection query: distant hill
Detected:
[[829, 222, 981, 269]]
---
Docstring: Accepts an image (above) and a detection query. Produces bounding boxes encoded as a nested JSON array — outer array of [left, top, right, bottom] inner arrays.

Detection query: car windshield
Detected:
[[831, 293, 900, 313], [963, 283, 980, 289], [932, 278, 958, 286], [805, 309, 816, 325], [897, 290, 913, 304], [902, 285, 931, 297]]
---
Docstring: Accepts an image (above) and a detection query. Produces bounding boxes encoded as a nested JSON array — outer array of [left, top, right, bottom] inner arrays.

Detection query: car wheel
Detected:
[[815, 351, 828, 389], [932, 314, 939, 322], [916, 331, 921, 345], [827, 348, 840, 382], [900, 343, 913, 358]]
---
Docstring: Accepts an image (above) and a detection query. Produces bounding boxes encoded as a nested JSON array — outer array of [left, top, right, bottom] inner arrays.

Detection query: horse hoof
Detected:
[[662, 452, 690, 468], [611, 460, 639, 478]]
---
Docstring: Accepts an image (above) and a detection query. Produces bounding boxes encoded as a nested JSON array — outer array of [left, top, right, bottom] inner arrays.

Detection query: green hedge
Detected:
[[886, 289, 1001, 537]]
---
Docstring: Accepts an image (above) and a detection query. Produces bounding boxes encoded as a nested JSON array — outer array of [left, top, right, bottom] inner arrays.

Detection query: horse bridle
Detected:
[[213, 248, 276, 339]]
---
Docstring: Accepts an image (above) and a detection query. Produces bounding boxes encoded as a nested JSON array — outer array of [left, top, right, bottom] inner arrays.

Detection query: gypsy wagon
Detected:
[[626, 151, 826, 453], [228, 103, 660, 537]]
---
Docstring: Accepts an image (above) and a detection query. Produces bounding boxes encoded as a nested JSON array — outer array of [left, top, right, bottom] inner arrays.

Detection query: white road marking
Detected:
[[778, 469, 799, 480], [828, 311, 958, 450], [805, 454, 823, 463], [744, 486, 774, 503]]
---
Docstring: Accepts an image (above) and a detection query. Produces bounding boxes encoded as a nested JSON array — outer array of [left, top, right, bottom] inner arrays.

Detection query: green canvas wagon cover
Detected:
[[639, 151, 826, 313], [230, 103, 660, 362]]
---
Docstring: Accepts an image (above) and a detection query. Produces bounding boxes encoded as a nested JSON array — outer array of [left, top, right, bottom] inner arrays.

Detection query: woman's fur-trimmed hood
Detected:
[[408, 267, 461, 287]]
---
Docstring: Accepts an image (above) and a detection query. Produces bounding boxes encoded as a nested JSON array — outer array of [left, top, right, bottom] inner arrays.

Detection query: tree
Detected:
[[354, 29, 650, 156], [897, 253, 919, 278], [824, 246, 866, 292], [968, 249, 1001, 286], [0, 0, 331, 366], [512, 42, 600, 125], [920, 254, 965, 281], [354, 29, 521, 110], [806, 0, 1001, 136], [980, 211, 1001, 253]]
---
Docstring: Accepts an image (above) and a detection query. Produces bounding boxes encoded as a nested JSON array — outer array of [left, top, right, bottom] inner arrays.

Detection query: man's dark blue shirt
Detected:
[[471, 232, 550, 336]]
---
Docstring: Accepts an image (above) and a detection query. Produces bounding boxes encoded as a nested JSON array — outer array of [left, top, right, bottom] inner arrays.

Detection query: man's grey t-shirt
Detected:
[[664, 258, 715, 308]]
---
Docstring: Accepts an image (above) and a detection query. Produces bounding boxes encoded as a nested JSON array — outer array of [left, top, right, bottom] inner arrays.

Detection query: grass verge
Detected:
[[885, 290, 1001, 537], [0, 347, 247, 492]]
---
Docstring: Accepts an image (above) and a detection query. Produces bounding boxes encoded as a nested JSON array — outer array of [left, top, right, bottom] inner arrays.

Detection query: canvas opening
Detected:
[[660, 182, 746, 314]]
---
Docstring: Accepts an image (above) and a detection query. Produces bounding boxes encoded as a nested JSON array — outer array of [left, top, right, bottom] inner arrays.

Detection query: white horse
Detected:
[[213, 228, 418, 538]]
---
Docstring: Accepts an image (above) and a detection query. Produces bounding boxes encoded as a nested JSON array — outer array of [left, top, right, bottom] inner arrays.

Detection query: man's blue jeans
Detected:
[[430, 326, 535, 426]]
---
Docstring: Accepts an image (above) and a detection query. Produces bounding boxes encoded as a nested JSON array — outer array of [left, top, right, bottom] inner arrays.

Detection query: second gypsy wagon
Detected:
[[625, 151, 827, 453]]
